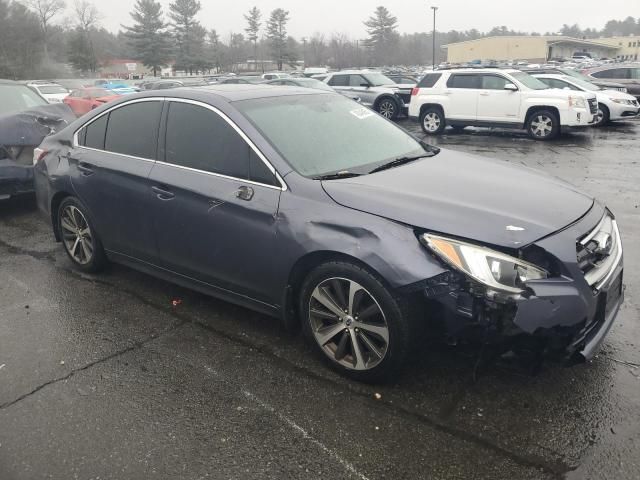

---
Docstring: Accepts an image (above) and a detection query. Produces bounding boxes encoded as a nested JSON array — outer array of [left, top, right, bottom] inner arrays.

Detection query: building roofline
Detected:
[[443, 35, 619, 50]]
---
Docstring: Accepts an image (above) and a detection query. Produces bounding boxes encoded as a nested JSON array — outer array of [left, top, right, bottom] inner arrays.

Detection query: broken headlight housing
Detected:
[[420, 234, 548, 294]]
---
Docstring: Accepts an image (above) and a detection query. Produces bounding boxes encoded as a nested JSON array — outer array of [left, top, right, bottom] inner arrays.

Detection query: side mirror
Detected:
[[360, 83, 370, 88], [504, 83, 518, 91]]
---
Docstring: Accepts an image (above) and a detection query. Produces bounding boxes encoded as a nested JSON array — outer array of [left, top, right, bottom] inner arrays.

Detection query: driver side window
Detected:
[[349, 75, 367, 87]]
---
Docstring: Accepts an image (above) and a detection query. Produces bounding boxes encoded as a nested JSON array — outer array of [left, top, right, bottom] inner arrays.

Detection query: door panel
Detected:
[[476, 75, 522, 122], [148, 164, 281, 302], [444, 74, 481, 120]]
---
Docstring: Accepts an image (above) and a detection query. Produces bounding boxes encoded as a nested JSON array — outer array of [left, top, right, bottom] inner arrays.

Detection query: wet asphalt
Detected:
[[1, 120, 639, 480]]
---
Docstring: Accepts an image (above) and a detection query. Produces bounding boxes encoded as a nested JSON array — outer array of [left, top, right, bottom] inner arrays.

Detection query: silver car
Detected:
[[324, 70, 408, 119]]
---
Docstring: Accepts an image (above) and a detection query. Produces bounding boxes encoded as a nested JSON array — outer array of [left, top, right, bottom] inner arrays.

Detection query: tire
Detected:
[[376, 97, 399, 120], [420, 107, 446, 135], [526, 109, 560, 140], [595, 103, 610, 127], [299, 261, 414, 383], [57, 196, 107, 273]]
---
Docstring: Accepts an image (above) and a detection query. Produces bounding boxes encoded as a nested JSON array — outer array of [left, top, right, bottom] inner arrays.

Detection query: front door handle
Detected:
[[236, 185, 254, 201], [151, 185, 175, 201], [77, 162, 94, 176]]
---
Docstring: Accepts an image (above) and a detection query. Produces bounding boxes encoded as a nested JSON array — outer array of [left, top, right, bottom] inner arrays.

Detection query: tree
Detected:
[[363, 6, 398, 65], [122, 0, 171, 76], [22, 0, 65, 60], [68, 0, 100, 72], [0, 0, 44, 78], [244, 6, 261, 71], [266, 8, 289, 70], [168, 0, 202, 74]]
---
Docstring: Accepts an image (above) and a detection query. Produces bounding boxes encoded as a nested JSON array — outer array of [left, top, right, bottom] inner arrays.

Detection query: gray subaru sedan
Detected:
[[34, 85, 623, 382]]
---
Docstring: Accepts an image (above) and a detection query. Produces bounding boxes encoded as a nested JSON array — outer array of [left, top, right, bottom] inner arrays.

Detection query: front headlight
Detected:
[[420, 234, 548, 294], [611, 98, 633, 105], [568, 95, 586, 108]]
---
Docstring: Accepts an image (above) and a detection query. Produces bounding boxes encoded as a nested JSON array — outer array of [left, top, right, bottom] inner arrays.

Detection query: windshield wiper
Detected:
[[369, 154, 432, 174], [314, 171, 363, 181]]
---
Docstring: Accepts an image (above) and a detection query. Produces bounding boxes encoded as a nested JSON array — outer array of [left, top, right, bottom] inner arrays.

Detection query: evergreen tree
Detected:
[[244, 6, 261, 71], [168, 0, 202, 74], [123, 0, 171, 76], [266, 8, 289, 70], [363, 6, 398, 65]]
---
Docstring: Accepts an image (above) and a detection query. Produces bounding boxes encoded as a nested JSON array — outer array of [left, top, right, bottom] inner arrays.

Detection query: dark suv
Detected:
[[522, 67, 627, 92], [584, 65, 640, 99]]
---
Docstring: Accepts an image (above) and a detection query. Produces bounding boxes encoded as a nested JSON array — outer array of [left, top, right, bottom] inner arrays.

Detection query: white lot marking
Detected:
[[204, 366, 369, 480], [350, 108, 375, 120]]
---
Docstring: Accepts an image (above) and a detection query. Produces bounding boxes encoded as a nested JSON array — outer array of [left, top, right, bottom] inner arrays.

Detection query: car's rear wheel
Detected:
[[376, 97, 399, 120], [595, 103, 610, 126], [57, 197, 106, 273], [420, 107, 446, 135], [526, 109, 560, 140], [299, 261, 413, 382]]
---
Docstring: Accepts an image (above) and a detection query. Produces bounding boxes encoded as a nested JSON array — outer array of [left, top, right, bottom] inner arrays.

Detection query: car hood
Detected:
[[598, 89, 637, 102], [0, 103, 75, 147], [321, 149, 594, 248], [542, 88, 595, 101]]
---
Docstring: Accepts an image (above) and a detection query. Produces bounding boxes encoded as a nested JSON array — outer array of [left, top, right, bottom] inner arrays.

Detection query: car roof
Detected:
[[130, 84, 333, 103], [438, 68, 521, 74]]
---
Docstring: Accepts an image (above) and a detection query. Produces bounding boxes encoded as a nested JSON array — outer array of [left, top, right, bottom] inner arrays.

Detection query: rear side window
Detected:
[[418, 73, 442, 88], [104, 101, 162, 159], [82, 114, 108, 149], [592, 68, 629, 79], [447, 74, 481, 89], [328, 75, 349, 87]]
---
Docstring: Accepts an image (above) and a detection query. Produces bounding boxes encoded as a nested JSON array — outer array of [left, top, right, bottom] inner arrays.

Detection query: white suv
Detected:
[[408, 69, 598, 140]]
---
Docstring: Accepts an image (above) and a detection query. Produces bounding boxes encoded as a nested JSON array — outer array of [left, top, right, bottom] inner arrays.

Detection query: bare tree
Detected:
[[74, 0, 100, 31], [23, 0, 66, 59]]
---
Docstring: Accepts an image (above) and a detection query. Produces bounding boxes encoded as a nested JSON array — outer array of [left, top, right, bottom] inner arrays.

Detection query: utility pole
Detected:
[[431, 6, 438, 70]]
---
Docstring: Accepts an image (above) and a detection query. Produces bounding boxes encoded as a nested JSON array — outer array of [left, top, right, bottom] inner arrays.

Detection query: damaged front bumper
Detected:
[[421, 205, 624, 363], [0, 156, 35, 199]]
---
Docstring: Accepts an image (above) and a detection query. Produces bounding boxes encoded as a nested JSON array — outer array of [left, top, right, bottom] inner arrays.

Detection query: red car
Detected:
[[63, 88, 120, 117]]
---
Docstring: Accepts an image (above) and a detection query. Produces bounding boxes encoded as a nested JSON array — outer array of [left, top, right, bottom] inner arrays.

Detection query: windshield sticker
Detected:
[[350, 108, 375, 120]]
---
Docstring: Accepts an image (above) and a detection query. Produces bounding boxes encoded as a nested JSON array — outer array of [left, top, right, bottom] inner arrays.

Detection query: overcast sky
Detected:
[[83, 0, 634, 39]]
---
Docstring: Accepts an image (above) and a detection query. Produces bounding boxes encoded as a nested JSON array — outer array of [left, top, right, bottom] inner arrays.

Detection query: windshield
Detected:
[[562, 76, 600, 91], [363, 72, 395, 86], [236, 94, 427, 177], [37, 85, 68, 94], [0, 84, 47, 115], [298, 79, 334, 91], [510, 72, 549, 90]]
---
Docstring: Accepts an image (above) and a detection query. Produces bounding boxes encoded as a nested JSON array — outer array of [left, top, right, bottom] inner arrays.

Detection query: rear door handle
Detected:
[[151, 185, 175, 201], [236, 185, 254, 201], [77, 162, 94, 176]]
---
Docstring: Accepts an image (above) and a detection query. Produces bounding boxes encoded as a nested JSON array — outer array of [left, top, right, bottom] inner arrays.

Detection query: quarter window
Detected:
[[104, 101, 162, 159], [164, 102, 278, 186]]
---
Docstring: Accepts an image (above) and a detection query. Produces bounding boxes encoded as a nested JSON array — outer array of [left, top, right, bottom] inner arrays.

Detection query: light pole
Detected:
[[431, 6, 438, 71]]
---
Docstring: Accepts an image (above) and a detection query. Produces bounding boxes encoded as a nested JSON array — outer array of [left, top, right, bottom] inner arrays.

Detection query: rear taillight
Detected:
[[33, 147, 48, 165], [411, 87, 420, 96]]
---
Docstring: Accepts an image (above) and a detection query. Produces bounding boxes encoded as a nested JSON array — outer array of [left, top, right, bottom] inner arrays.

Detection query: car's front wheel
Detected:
[[299, 261, 413, 382], [526, 109, 560, 140], [595, 103, 610, 127], [57, 196, 107, 273], [376, 97, 399, 120], [420, 107, 446, 135]]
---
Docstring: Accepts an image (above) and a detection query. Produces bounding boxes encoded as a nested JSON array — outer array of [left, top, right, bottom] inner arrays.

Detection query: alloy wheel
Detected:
[[423, 112, 441, 132], [530, 115, 553, 137], [308, 277, 389, 371], [60, 205, 94, 265], [379, 100, 396, 119], [595, 108, 605, 125]]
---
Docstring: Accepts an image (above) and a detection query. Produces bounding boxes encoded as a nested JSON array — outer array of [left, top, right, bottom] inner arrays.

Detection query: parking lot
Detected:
[[1, 120, 639, 479]]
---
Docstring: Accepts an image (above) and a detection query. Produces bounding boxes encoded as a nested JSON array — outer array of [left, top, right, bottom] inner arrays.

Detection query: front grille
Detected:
[[576, 214, 622, 291], [588, 98, 598, 114]]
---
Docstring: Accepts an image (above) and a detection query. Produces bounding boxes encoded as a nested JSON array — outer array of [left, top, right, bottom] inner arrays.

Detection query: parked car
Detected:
[[324, 70, 410, 119], [63, 88, 120, 117], [264, 78, 334, 91], [1, 80, 74, 199], [217, 76, 264, 85], [409, 69, 598, 140], [141, 79, 185, 90], [34, 86, 623, 381], [303, 67, 328, 77], [101, 82, 139, 95], [25, 81, 69, 103], [521, 67, 628, 92], [533, 74, 639, 125], [584, 65, 640, 100], [261, 72, 291, 80]]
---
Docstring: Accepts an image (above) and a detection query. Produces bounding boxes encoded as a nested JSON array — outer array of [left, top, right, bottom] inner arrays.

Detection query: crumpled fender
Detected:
[[0, 103, 75, 146]]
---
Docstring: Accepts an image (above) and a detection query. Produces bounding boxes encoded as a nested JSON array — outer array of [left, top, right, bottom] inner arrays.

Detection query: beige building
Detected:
[[445, 36, 619, 63], [598, 36, 640, 61]]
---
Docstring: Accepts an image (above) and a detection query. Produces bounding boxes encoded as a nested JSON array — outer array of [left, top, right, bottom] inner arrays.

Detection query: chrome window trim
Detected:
[[163, 97, 288, 191], [72, 96, 288, 191]]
